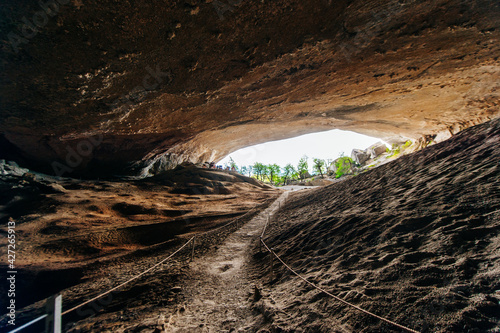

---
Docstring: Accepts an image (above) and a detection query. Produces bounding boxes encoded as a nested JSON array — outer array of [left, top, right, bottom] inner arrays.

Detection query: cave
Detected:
[[0, 0, 499, 332]]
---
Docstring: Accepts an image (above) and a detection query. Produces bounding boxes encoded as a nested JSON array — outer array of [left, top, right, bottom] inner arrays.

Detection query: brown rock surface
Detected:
[[1, 0, 499, 175]]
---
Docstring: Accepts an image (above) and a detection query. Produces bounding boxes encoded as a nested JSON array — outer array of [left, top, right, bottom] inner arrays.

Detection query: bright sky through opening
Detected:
[[218, 129, 382, 170]]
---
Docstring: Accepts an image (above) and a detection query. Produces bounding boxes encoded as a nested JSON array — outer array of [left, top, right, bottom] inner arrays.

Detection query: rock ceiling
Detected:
[[0, 0, 499, 176]]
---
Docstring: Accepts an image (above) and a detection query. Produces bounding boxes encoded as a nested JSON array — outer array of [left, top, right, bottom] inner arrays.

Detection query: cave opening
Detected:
[[212, 129, 388, 186], [216, 129, 382, 175]]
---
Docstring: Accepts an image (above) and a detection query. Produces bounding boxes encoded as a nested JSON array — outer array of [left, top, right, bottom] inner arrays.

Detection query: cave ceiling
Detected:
[[0, 0, 499, 176]]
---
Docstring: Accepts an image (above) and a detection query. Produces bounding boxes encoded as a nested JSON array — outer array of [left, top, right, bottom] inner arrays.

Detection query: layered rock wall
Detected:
[[1, 0, 499, 176]]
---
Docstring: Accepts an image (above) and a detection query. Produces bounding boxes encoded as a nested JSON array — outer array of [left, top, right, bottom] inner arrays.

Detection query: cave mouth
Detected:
[[0, 128, 393, 180], [216, 129, 382, 171]]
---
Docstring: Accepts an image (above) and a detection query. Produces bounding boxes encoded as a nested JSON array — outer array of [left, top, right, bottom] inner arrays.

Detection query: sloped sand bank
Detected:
[[258, 119, 500, 332]]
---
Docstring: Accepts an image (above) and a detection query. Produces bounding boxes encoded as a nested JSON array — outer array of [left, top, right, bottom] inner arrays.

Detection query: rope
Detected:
[[259, 192, 420, 333], [4, 191, 267, 332], [260, 241, 420, 333], [62, 237, 194, 316], [203, 215, 243, 235], [260, 216, 269, 239], [62, 206, 259, 316], [260, 192, 287, 238], [62, 205, 261, 316]]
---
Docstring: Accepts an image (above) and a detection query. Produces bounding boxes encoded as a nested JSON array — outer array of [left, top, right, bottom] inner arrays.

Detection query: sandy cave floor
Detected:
[[163, 192, 288, 333]]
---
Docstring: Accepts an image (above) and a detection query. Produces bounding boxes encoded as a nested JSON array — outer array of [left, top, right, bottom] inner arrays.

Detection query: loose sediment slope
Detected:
[[0, 165, 278, 312], [259, 119, 500, 332]]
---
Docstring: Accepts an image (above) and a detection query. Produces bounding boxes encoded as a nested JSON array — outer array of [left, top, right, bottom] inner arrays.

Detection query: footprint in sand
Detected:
[[219, 264, 233, 272]]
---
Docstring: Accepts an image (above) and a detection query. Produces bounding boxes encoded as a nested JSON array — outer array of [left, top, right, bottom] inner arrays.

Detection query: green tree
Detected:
[[335, 157, 354, 178], [313, 158, 326, 178], [240, 165, 248, 176], [252, 162, 266, 181], [297, 155, 309, 180], [267, 164, 281, 185], [246, 165, 252, 177], [282, 163, 296, 185], [261, 165, 270, 182]]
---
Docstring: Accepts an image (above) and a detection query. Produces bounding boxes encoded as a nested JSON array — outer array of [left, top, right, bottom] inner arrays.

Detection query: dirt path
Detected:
[[165, 192, 288, 332]]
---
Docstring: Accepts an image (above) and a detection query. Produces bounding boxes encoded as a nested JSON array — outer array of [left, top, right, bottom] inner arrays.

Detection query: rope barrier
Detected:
[[259, 192, 420, 333], [62, 206, 260, 316], [5, 199, 269, 331], [203, 215, 243, 235], [260, 240, 420, 333], [6, 239, 194, 333], [61, 236, 195, 316], [61, 206, 261, 316]]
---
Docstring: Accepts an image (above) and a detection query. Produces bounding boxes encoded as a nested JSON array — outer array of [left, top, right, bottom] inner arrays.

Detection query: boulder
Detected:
[[368, 142, 388, 159], [0, 160, 30, 176], [351, 149, 370, 165]]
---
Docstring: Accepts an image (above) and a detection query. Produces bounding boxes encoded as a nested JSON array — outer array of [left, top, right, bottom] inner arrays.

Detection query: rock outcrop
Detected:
[[0, 160, 29, 176], [351, 149, 370, 166], [367, 142, 388, 159], [0, 0, 499, 176], [351, 142, 388, 166]]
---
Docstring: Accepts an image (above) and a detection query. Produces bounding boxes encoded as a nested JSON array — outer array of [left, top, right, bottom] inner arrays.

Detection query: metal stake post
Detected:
[[45, 294, 62, 333]]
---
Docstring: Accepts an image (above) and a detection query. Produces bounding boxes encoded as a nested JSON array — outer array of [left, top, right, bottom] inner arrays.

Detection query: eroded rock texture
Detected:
[[1, 0, 499, 176]]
